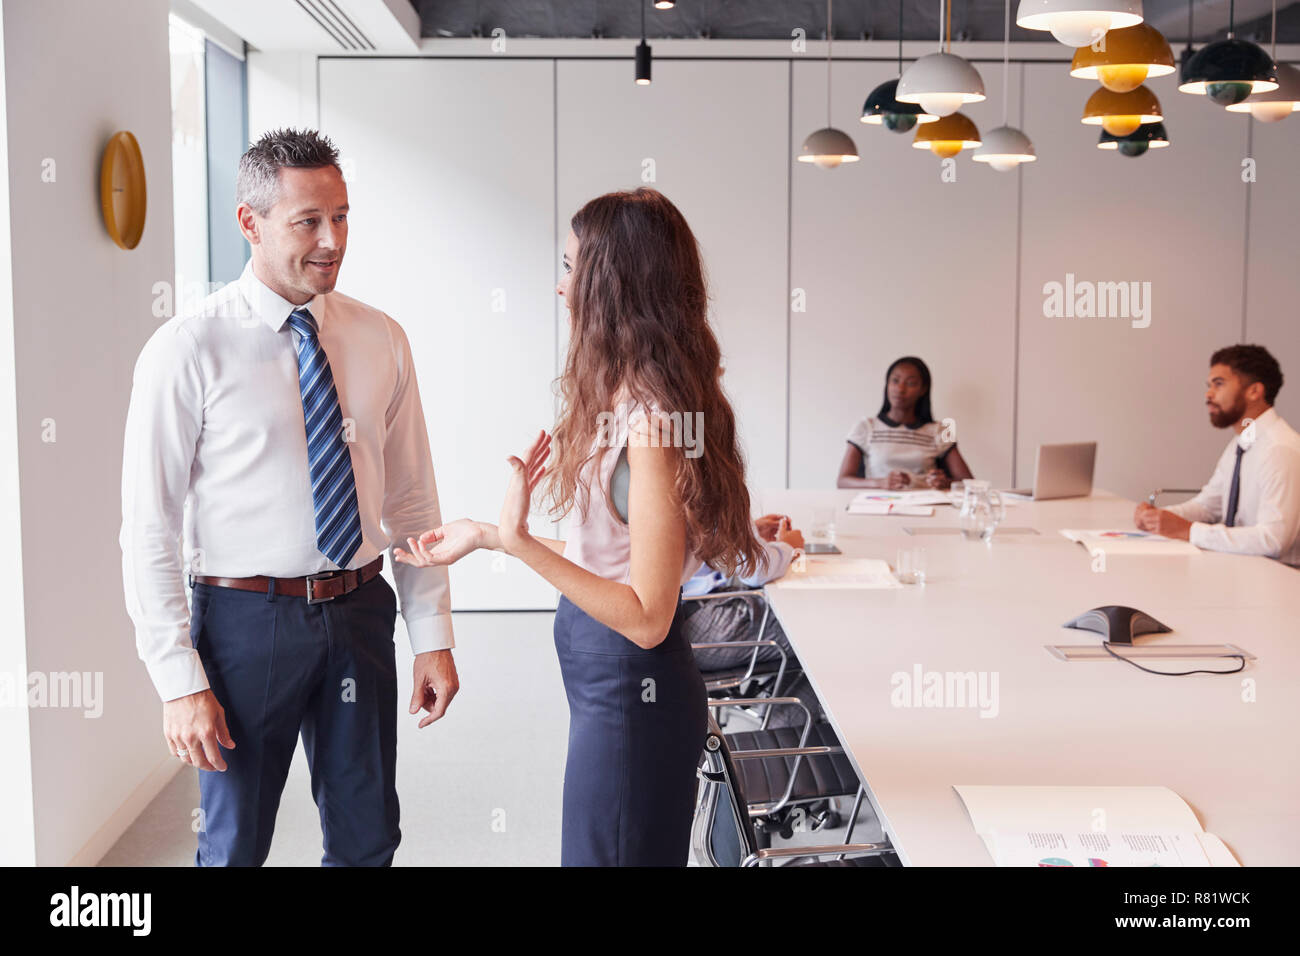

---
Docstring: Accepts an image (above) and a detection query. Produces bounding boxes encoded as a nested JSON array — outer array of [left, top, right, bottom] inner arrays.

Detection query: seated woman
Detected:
[[836, 356, 974, 490]]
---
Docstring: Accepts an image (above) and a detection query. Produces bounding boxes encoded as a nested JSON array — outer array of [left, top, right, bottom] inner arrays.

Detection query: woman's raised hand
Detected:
[[394, 518, 484, 568], [500, 429, 551, 554]]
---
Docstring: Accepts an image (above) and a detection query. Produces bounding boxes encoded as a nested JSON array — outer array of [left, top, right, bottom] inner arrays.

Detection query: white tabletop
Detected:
[[759, 488, 1300, 866]]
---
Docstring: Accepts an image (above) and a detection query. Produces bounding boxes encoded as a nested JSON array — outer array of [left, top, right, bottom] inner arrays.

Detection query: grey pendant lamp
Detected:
[[974, 0, 1037, 170], [798, 0, 861, 167]]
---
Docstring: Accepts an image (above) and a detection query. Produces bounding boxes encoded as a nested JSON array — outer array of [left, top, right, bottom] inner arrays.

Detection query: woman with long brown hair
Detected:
[[395, 187, 762, 866]]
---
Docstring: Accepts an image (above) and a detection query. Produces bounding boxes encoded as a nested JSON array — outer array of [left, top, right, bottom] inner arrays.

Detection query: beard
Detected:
[[1208, 395, 1246, 429]]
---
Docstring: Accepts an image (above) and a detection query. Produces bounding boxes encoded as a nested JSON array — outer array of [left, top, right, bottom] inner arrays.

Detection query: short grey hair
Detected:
[[236, 128, 341, 216]]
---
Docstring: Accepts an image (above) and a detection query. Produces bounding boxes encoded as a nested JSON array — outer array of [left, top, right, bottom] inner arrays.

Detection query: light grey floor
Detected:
[[100, 610, 876, 867]]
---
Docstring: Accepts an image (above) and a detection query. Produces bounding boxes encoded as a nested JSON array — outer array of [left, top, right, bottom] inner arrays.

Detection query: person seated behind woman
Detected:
[[682, 514, 823, 728], [836, 355, 974, 491]]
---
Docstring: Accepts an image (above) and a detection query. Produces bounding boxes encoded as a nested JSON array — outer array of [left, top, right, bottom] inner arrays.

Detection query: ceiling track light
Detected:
[[635, 1, 651, 85]]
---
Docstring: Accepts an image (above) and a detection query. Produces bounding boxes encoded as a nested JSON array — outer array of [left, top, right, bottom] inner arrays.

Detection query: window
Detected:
[[167, 12, 248, 315], [168, 13, 208, 313]]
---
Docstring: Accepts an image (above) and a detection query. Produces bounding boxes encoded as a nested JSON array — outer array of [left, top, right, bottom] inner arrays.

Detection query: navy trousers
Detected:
[[553, 594, 708, 866], [189, 574, 401, 866]]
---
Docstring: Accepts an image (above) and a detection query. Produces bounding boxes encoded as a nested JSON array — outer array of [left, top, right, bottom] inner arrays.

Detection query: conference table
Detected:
[[757, 488, 1300, 867]]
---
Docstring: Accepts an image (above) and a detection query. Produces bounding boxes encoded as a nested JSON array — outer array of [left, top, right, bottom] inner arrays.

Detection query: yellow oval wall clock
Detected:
[[100, 131, 147, 250]]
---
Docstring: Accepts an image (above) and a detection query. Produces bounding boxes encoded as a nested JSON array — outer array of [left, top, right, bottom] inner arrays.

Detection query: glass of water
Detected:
[[896, 547, 926, 585], [811, 506, 836, 546]]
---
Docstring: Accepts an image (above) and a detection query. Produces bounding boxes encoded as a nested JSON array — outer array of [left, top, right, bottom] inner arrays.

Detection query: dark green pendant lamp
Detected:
[[862, 0, 938, 132], [1098, 121, 1170, 157], [1179, 0, 1278, 106]]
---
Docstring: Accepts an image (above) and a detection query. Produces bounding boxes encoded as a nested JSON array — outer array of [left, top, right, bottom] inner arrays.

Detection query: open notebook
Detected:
[[954, 785, 1238, 867], [845, 490, 952, 516], [768, 557, 901, 590], [1060, 529, 1202, 556]]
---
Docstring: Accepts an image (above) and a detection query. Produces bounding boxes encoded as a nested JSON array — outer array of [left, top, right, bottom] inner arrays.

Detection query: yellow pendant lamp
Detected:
[[912, 111, 981, 158], [1070, 22, 1175, 92], [1082, 83, 1162, 136]]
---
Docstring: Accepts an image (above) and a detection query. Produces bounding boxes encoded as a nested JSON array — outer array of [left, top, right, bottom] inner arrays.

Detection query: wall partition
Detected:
[[320, 57, 559, 610]]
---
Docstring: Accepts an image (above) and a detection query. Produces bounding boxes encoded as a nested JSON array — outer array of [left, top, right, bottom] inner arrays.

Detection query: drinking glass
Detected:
[[811, 506, 836, 546], [896, 547, 927, 585]]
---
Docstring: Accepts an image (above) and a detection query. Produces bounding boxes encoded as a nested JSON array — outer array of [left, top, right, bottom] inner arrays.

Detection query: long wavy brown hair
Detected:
[[542, 187, 763, 577]]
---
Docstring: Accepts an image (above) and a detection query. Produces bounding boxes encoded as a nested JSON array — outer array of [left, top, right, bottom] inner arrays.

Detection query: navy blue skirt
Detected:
[[553, 594, 708, 866]]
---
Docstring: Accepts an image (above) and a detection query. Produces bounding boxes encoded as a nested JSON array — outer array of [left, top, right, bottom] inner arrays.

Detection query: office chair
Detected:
[[691, 714, 899, 867], [1146, 487, 1201, 506], [684, 587, 798, 729], [705, 696, 878, 846]]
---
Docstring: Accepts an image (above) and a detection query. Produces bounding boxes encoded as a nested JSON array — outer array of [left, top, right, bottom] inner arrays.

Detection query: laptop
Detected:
[[1004, 441, 1097, 500]]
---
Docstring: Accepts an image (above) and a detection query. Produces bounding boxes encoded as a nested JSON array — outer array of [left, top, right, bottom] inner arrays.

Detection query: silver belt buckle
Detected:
[[305, 571, 338, 605]]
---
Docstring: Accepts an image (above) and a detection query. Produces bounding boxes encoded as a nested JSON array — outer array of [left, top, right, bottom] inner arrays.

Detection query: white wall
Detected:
[[1016, 62, 1248, 500], [789, 57, 1021, 489], [1244, 103, 1300, 428], [1, 0, 177, 866], [318, 57, 558, 610], [556, 58, 791, 492]]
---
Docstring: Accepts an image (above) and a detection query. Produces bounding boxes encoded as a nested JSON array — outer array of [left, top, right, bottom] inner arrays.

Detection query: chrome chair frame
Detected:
[[692, 715, 894, 868], [684, 587, 792, 729]]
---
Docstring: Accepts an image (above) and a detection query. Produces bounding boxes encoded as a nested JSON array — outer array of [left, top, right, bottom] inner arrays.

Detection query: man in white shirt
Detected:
[[120, 129, 457, 866], [1135, 345, 1300, 566]]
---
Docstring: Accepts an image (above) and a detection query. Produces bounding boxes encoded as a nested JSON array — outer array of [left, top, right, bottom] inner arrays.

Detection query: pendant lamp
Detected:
[[1179, 0, 1277, 105], [1070, 22, 1174, 92], [1098, 120, 1170, 155], [1016, 0, 1143, 48], [974, 0, 1037, 170], [862, 1, 938, 132], [1225, 2, 1299, 121], [897, 0, 985, 117], [798, 0, 860, 167]]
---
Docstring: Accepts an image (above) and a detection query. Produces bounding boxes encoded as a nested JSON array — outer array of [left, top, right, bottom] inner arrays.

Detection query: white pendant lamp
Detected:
[[897, 0, 985, 117], [1227, 62, 1300, 121], [1225, 2, 1299, 121], [798, 0, 860, 167], [1016, 0, 1143, 48], [974, 0, 1037, 170]]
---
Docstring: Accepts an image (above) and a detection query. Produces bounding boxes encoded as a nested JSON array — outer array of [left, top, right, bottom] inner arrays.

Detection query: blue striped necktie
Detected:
[[287, 307, 362, 569]]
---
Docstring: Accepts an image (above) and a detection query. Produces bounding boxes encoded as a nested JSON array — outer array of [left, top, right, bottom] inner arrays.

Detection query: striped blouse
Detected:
[[846, 415, 956, 481]]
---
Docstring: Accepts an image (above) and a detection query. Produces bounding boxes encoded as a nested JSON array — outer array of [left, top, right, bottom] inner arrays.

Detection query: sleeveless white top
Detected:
[[562, 400, 699, 586]]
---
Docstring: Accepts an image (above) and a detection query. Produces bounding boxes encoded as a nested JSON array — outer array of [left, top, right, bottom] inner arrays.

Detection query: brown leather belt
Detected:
[[190, 555, 384, 605]]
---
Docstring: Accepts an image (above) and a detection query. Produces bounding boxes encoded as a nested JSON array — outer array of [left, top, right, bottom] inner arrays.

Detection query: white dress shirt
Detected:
[[121, 261, 454, 701], [1166, 407, 1300, 566], [682, 539, 798, 598]]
